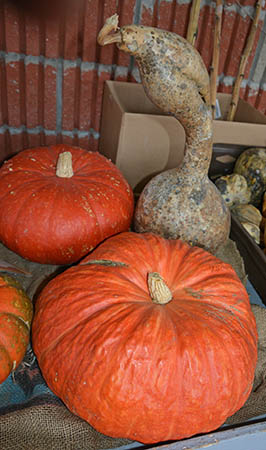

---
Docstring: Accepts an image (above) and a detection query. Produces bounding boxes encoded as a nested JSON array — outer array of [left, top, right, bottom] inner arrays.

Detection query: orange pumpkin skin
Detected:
[[32, 232, 257, 443], [0, 145, 134, 264], [0, 276, 33, 384]]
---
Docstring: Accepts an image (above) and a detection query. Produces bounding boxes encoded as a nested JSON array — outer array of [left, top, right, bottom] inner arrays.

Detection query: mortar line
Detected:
[[133, 0, 143, 24], [56, 58, 63, 135], [0, 50, 140, 83], [0, 124, 100, 139]]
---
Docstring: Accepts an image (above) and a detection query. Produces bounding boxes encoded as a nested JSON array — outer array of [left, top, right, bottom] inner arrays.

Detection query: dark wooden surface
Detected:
[[230, 214, 266, 304], [210, 145, 266, 305]]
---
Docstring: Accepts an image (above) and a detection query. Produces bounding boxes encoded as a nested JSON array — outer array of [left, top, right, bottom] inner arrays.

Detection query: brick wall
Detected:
[[0, 0, 265, 160]]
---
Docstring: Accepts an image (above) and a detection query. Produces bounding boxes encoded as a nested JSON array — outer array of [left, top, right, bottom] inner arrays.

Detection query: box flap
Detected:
[[213, 121, 266, 147], [105, 81, 167, 115], [115, 112, 185, 190]]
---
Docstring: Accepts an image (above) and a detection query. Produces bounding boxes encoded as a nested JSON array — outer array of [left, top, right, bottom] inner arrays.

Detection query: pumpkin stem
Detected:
[[148, 272, 172, 305], [56, 152, 74, 178]]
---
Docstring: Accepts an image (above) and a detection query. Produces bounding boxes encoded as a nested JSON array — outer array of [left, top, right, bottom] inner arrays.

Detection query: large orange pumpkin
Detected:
[[32, 232, 257, 443], [0, 276, 33, 384], [0, 144, 134, 264]]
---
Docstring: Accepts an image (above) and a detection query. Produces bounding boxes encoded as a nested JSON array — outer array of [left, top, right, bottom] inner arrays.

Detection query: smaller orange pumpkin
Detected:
[[0, 276, 33, 384]]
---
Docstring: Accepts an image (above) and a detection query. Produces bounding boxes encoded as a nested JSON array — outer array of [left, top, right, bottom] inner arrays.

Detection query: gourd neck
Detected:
[[141, 77, 213, 178], [180, 107, 213, 176], [97, 19, 214, 178]]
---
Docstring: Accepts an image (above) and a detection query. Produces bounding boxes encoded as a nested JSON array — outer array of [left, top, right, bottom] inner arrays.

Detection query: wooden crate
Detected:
[[211, 145, 266, 304]]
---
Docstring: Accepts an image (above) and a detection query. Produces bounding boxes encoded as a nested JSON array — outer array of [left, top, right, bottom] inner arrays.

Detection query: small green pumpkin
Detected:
[[234, 148, 266, 207], [215, 174, 251, 208], [232, 204, 262, 228]]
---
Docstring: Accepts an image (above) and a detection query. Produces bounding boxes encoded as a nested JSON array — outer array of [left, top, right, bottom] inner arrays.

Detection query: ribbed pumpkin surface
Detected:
[[0, 145, 134, 264], [0, 276, 32, 383], [32, 232, 257, 443]]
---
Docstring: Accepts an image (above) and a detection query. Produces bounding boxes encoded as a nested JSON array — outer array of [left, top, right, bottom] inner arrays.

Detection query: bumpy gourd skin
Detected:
[[99, 22, 230, 252]]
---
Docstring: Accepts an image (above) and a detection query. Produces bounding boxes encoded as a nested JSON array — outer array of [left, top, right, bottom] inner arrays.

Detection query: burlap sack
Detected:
[[227, 304, 266, 425], [0, 404, 131, 450], [0, 242, 131, 449]]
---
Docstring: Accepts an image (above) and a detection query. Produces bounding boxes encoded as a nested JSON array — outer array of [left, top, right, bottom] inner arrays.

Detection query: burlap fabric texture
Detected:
[[227, 304, 266, 425], [0, 243, 131, 450], [0, 240, 265, 449]]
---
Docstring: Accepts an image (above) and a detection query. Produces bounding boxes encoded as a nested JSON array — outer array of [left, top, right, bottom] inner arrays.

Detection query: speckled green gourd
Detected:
[[215, 174, 251, 208], [234, 148, 266, 207]]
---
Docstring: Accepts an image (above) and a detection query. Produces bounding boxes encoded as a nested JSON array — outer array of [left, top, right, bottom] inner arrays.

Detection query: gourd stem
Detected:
[[56, 152, 74, 178], [97, 14, 122, 46], [148, 272, 172, 305]]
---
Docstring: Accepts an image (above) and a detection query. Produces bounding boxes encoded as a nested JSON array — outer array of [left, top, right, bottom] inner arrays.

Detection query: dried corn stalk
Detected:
[[227, 0, 262, 121], [210, 0, 223, 119], [186, 0, 201, 46]]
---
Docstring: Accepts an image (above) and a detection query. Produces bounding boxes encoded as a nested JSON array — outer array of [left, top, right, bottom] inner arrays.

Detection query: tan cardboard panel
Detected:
[[99, 81, 266, 189]]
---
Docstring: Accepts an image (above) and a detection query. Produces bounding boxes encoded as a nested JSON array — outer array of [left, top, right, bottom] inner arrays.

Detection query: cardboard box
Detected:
[[99, 80, 266, 191]]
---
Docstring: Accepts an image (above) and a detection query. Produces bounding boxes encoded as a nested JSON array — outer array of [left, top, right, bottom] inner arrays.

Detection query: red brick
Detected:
[[25, 15, 43, 56], [91, 70, 112, 133], [243, 85, 259, 105], [255, 88, 266, 113], [220, 9, 263, 78], [5, 60, 21, 127], [217, 84, 233, 95], [156, 0, 176, 31], [0, 132, 6, 163], [88, 135, 99, 152], [97, 0, 118, 66], [0, 4, 6, 51], [44, 134, 57, 147], [0, 60, 7, 126], [97, 43, 117, 68], [82, 1, 101, 62], [44, 20, 62, 58], [171, 3, 191, 38], [62, 63, 79, 130], [114, 70, 129, 83], [246, 19, 263, 75], [5, 58, 27, 127], [116, 0, 136, 67], [9, 131, 28, 156], [0, 95, 3, 127], [79, 68, 96, 131], [4, 3, 21, 53], [220, 12, 238, 76], [116, 53, 131, 71], [25, 62, 40, 128], [27, 132, 43, 149], [140, 1, 156, 27], [43, 64, 57, 130], [61, 134, 75, 146], [77, 135, 90, 150], [128, 71, 139, 83], [238, 0, 263, 5], [116, 0, 135, 26], [239, 86, 246, 100], [0, 130, 11, 162], [84, 0, 135, 67], [64, 8, 80, 60], [196, 5, 214, 70]]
